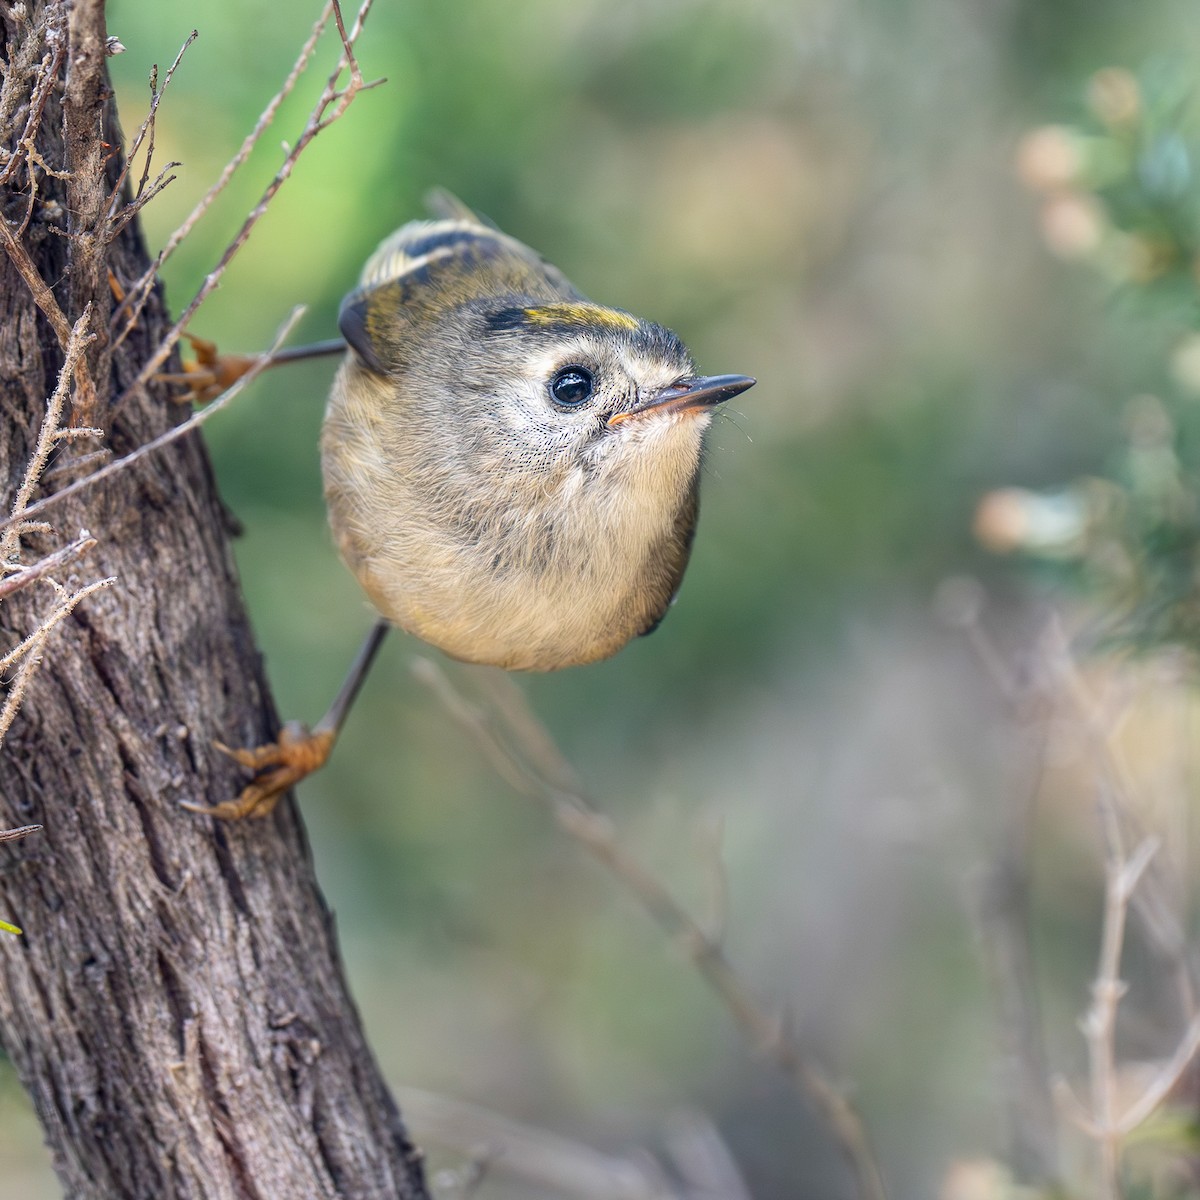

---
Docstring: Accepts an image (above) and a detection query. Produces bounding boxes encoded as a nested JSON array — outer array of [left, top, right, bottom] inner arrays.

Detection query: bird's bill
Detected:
[[607, 374, 756, 427]]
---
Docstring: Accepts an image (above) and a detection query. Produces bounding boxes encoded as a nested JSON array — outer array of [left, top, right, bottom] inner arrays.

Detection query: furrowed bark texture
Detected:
[[0, 3, 430, 1197]]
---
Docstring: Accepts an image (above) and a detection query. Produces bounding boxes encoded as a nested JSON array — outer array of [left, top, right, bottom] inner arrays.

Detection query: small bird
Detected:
[[193, 194, 754, 817], [324, 192, 755, 671]]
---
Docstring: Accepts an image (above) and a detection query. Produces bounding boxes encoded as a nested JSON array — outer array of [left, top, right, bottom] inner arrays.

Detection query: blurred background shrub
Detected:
[[10, 0, 1200, 1196]]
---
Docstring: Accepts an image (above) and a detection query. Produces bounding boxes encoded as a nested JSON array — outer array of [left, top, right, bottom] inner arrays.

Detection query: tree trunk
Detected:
[[0, 3, 430, 1197]]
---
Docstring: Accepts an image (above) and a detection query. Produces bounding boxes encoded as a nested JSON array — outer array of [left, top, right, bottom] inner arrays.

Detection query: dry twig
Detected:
[[0, 532, 96, 601], [414, 659, 887, 1200], [104, 30, 197, 224], [0, 306, 305, 541], [965, 615, 1200, 1195], [0, 825, 42, 844], [111, 4, 336, 349], [0, 574, 115, 745], [1, 306, 96, 561], [111, 0, 378, 388], [401, 1086, 750, 1200]]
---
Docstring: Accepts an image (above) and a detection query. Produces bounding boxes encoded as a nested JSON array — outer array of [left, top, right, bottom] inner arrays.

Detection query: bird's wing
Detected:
[[340, 202, 583, 375]]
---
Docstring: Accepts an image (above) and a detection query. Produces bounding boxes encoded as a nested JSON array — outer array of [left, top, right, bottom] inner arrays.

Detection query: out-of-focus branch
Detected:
[[400, 1087, 751, 1200], [415, 659, 888, 1200], [1085, 836, 1158, 1200], [956, 599, 1200, 1190], [1046, 620, 1198, 1019], [939, 583, 1061, 1185]]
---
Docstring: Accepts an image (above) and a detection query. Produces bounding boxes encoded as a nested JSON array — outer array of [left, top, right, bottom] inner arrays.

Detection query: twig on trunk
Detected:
[[0, 825, 42, 843], [0, 574, 115, 744], [0, 305, 305, 541], [0, 532, 96, 601], [0, 305, 95, 560], [415, 658, 888, 1200]]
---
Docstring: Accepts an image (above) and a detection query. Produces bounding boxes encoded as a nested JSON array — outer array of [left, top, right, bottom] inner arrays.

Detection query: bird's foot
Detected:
[[158, 333, 259, 405], [183, 721, 335, 820]]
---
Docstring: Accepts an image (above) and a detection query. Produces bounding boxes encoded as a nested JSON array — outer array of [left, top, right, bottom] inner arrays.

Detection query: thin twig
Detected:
[[1046, 622, 1197, 1018], [1082, 836, 1157, 1200], [0, 825, 42, 844], [415, 659, 887, 1200], [399, 1085, 682, 1200], [0, 211, 77, 348], [107, 159, 180, 239], [0, 307, 306, 541], [0, 37, 64, 188], [111, 4, 333, 347], [0, 531, 95, 600], [0, 575, 115, 744], [1, 306, 94, 560], [1052, 1076, 1102, 1139], [111, 0, 375, 368], [104, 30, 197, 221], [664, 1111, 755, 1200], [1118, 1011, 1200, 1134]]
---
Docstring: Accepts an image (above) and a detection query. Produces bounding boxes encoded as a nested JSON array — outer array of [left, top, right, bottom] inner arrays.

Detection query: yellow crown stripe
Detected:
[[523, 303, 639, 332]]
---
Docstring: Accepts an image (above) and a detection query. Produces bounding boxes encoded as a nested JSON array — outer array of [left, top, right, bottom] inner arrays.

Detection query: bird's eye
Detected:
[[549, 366, 594, 408]]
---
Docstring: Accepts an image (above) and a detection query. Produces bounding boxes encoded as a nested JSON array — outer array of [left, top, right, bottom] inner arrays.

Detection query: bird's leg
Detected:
[[185, 620, 391, 820], [158, 335, 349, 404]]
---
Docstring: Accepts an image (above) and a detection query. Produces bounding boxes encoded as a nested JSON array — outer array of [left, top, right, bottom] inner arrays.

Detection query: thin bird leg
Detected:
[[158, 334, 349, 404], [186, 619, 391, 820]]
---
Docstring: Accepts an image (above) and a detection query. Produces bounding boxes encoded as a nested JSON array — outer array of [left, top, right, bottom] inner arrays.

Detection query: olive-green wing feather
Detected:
[[339, 201, 583, 375]]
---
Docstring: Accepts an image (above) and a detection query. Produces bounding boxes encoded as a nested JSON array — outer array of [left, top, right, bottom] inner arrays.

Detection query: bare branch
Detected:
[[1081, 836, 1156, 1200], [1052, 1076, 1102, 1139], [1118, 1011, 1200, 1134], [1047, 623, 1197, 1015], [415, 659, 888, 1200], [110, 0, 352, 352], [0, 531, 95, 600], [0, 825, 42, 843], [104, 30, 198, 221], [0, 575, 115, 744], [0, 306, 305, 541], [0, 210, 78, 348], [664, 1111, 754, 1200], [0, 305, 94, 561], [0, 37, 64, 188], [398, 1086, 680, 1200]]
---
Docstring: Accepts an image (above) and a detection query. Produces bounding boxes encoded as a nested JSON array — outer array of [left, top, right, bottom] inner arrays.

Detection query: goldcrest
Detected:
[[322, 194, 754, 671]]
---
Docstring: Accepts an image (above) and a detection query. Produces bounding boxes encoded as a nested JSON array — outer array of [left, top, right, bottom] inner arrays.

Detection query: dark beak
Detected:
[[607, 374, 756, 427]]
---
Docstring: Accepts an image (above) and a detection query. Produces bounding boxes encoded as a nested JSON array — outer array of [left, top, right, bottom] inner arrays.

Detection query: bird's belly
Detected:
[[365, 540, 654, 671]]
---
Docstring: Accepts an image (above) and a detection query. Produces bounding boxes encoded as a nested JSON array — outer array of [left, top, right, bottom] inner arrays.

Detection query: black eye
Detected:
[[550, 366, 594, 407]]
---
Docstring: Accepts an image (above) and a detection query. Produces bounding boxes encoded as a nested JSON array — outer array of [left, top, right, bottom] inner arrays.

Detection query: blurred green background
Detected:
[[11, 0, 1200, 1197]]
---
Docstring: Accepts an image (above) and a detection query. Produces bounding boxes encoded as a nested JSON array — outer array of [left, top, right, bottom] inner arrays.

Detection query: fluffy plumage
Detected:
[[321, 197, 751, 670]]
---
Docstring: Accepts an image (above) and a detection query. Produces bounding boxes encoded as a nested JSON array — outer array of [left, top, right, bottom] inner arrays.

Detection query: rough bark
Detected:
[[0, 3, 430, 1197]]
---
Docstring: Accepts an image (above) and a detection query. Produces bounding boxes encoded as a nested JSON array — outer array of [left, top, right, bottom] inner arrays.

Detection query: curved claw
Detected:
[[158, 333, 259, 405], [183, 722, 335, 820]]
